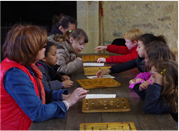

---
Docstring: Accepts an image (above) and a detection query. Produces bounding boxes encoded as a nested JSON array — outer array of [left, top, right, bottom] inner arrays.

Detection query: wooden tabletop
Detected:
[[30, 65, 177, 130]]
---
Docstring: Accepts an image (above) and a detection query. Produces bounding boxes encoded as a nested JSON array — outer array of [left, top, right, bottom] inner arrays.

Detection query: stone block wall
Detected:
[[77, 1, 178, 54]]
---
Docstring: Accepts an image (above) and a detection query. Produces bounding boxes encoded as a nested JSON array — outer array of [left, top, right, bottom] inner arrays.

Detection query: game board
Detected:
[[82, 55, 110, 62], [82, 98, 130, 113], [80, 122, 136, 131], [84, 66, 111, 75], [77, 78, 121, 89]]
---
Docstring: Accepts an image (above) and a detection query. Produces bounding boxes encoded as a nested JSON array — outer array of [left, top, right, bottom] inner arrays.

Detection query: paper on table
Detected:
[[85, 94, 116, 99], [83, 63, 104, 66], [87, 75, 115, 79]]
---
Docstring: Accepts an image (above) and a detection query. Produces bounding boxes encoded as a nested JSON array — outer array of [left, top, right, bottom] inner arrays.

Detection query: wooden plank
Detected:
[[82, 55, 110, 62]]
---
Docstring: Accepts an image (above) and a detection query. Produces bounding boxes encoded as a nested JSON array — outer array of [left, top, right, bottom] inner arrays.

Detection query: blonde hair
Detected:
[[123, 28, 142, 42]]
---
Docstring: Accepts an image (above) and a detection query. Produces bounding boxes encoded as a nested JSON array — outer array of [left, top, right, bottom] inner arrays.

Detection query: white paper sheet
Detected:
[[87, 75, 115, 79], [83, 63, 104, 66], [85, 94, 116, 99]]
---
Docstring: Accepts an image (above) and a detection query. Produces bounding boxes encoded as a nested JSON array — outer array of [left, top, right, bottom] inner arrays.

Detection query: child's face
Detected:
[[125, 39, 137, 50], [71, 38, 86, 53], [44, 45, 58, 66], [136, 40, 146, 58]]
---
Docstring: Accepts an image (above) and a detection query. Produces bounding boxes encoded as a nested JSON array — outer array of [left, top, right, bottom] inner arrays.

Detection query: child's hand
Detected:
[[77, 57, 82, 61], [61, 75, 70, 81], [96, 69, 111, 78], [64, 87, 89, 107], [129, 79, 136, 84], [139, 80, 150, 91], [97, 58, 106, 63], [150, 73, 163, 86], [135, 78, 143, 82], [94, 46, 107, 52], [62, 80, 74, 88]]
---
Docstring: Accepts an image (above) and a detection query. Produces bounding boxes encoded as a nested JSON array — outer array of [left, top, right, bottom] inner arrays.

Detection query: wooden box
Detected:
[[77, 78, 121, 89], [82, 55, 110, 62], [82, 98, 131, 113], [84, 66, 111, 76]]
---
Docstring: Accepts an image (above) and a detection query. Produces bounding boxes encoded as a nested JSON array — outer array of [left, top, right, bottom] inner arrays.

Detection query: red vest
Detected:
[[0, 58, 40, 130]]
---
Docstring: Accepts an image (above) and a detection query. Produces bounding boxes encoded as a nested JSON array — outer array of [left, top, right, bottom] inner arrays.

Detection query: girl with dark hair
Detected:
[[48, 14, 76, 36], [36, 41, 74, 90], [133, 60, 178, 122], [96, 33, 167, 78], [48, 28, 88, 75]]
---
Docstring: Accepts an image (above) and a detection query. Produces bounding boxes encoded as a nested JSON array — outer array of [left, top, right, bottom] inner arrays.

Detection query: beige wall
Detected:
[[77, 1, 178, 54]]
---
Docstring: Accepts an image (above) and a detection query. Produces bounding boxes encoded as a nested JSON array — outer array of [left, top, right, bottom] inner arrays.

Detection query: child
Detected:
[[96, 33, 167, 78], [94, 28, 142, 63], [48, 13, 76, 36], [1, 24, 88, 130], [129, 41, 175, 89], [48, 28, 88, 75], [36, 41, 74, 90], [133, 60, 178, 122]]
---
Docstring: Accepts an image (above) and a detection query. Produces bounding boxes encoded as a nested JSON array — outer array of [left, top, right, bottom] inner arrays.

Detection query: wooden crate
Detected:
[[82, 55, 110, 62], [84, 66, 111, 76], [77, 78, 121, 89], [82, 98, 130, 113], [80, 122, 136, 130]]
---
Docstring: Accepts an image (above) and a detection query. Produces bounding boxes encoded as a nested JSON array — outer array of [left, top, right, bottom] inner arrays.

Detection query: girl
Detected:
[[1, 24, 88, 130], [96, 33, 167, 78], [36, 41, 74, 90], [48, 28, 88, 75], [129, 41, 175, 89], [133, 60, 178, 122], [48, 13, 76, 36]]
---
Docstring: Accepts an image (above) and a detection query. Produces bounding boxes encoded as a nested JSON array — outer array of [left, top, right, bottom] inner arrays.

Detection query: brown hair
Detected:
[[145, 41, 175, 71], [51, 13, 77, 30], [123, 28, 142, 42], [2, 24, 47, 66], [152, 60, 178, 113], [53, 28, 88, 43]]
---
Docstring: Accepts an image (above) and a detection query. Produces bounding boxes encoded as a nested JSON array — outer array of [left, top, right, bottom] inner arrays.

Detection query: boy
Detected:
[[94, 28, 142, 63]]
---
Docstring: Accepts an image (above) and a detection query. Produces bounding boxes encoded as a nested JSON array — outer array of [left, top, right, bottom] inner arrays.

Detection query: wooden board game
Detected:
[[84, 66, 111, 76], [82, 55, 110, 62], [82, 98, 130, 113], [77, 78, 121, 89], [80, 122, 136, 131]]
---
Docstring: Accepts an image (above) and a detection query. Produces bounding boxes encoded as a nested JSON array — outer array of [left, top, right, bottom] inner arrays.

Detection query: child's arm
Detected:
[[56, 50, 83, 75], [94, 46, 107, 52], [106, 45, 129, 54], [105, 46, 138, 63], [143, 84, 173, 114]]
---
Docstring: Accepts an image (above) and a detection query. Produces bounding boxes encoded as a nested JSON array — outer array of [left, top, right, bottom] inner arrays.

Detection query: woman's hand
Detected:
[[97, 58, 106, 63], [96, 69, 111, 78], [65, 87, 89, 107], [94, 46, 107, 52], [62, 80, 74, 88]]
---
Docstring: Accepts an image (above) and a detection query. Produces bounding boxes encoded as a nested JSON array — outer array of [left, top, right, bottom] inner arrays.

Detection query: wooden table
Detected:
[[30, 56, 178, 130]]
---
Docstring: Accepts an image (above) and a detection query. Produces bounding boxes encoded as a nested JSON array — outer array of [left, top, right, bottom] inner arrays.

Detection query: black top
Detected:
[[110, 56, 145, 74]]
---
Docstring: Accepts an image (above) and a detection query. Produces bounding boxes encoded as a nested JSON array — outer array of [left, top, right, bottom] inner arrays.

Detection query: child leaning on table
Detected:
[[1, 24, 88, 130], [48, 28, 88, 75], [36, 41, 74, 90], [94, 28, 142, 63], [133, 60, 178, 122], [96, 33, 167, 78], [129, 41, 175, 89]]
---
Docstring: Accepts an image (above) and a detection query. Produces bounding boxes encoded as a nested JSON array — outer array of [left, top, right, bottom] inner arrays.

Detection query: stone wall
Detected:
[[77, 1, 178, 53]]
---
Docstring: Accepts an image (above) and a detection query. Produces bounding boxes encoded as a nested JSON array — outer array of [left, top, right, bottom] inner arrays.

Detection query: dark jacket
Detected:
[[36, 60, 65, 90], [48, 25, 63, 36], [133, 83, 178, 122], [110, 56, 145, 73]]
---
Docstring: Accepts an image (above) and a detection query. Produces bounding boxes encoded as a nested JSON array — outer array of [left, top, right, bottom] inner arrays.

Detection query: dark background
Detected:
[[1, 1, 77, 61]]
